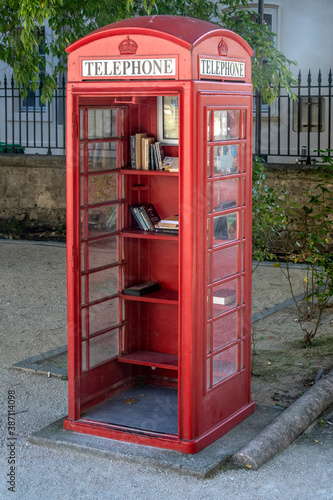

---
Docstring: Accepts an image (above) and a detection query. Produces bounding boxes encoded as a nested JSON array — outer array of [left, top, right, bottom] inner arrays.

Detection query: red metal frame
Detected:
[[64, 15, 254, 454]]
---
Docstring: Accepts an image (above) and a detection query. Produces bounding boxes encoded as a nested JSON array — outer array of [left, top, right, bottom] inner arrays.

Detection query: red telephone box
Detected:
[[64, 15, 254, 454]]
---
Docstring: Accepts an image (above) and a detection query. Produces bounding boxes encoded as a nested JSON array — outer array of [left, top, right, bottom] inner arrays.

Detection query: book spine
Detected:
[[134, 207, 149, 230], [155, 227, 179, 235], [129, 206, 145, 230], [138, 206, 154, 231], [130, 135, 136, 169], [150, 144, 155, 170], [154, 142, 162, 170]]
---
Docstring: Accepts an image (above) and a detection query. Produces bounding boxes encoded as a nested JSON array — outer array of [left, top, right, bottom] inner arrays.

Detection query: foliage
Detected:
[[252, 156, 286, 267], [0, 0, 297, 103], [277, 149, 333, 345]]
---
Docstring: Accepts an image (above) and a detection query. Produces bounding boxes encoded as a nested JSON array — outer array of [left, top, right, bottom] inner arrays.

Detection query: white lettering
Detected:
[[82, 58, 176, 78], [200, 58, 246, 79]]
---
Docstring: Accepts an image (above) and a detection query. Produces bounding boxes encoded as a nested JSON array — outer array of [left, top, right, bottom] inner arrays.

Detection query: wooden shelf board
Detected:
[[120, 289, 178, 304], [121, 229, 178, 241], [121, 168, 178, 177], [118, 351, 178, 370]]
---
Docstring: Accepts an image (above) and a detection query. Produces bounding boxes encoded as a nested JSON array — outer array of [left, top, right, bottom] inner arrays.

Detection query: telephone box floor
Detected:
[[82, 385, 178, 435]]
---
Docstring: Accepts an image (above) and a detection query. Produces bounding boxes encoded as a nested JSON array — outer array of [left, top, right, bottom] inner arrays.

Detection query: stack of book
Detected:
[[129, 204, 160, 231], [130, 132, 178, 171], [155, 215, 179, 235]]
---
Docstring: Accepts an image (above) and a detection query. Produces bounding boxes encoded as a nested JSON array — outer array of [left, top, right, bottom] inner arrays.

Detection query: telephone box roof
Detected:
[[66, 15, 253, 56]]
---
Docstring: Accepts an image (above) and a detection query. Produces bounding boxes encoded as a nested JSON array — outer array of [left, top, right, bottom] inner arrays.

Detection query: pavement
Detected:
[[0, 238, 333, 499]]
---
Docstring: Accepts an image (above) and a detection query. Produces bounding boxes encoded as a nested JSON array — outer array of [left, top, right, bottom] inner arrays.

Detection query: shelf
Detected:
[[121, 229, 178, 241], [120, 289, 178, 304], [121, 168, 178, 177], [118, 351, 178, 371]]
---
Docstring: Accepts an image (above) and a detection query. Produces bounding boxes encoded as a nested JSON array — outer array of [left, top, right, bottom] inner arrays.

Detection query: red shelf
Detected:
[[118, 351, 178, 370], [120, 289, 178, 304], [121, 229, 178, 241], [121, 168, 178, 177]]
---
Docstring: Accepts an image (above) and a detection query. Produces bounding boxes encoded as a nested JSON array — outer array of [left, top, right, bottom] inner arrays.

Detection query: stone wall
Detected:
[[0, 154, 66, 234], [0, 155, 331, 240]]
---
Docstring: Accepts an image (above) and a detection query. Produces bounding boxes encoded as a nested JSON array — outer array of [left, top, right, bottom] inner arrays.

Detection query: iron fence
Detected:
[[0, 74, 66, 155], [0, 69, 332, 160], [255, 69, 333, 162]]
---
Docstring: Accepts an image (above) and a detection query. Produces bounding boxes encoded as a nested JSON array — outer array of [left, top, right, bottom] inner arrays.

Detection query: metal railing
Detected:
[[254, 69, 333, 162], [1, 69, 332, 160], [0, 74, 66, 155]]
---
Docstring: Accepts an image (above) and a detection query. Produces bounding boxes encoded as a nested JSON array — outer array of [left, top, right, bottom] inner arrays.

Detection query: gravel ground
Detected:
[[0, 239, 332, 499]]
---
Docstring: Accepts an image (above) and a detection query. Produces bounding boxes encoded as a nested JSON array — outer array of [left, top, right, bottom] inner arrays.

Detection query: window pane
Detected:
[[87, 206, 118, 239], [213, 279, 238, 317], [212, 245, 239, 282], [213, 178, 238, 212], [213, 344, 238, 385], [207, 146, 212, 178], [88, 266, 119, 303], [214, 145, 238, 175], [88, 298, 119, 335], [89, 330, 119, 368], [213, 212, 238, 244], [87, 109, 118, 139], [206, 358, 211, 390], [88, 142, 118, 171], [214, 110, 240, 141], [207, 183, 212, 214], [88, 235, 119, 270], [207, 110, 212, 142], [82, 341, 88, 372], [163, 96, 179, 140], [212, 311, 239, 351], [87, 173, 117, 206]]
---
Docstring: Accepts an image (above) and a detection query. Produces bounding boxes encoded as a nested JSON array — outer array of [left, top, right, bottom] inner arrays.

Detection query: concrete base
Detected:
[[28, 405, 282, 478]]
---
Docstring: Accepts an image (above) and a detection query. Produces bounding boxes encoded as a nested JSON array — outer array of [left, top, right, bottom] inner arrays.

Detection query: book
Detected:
[[213, 289, 236, 305], [130, 133, 147, 170], [155, 227, 179, 235], [129, 205, 147, 230], [129, 204, 160, 231], [122, 281, 160, 296], [158, 215, 179, 226], [150, 144, 156, 170], [162, 157, 179, 172], [154, 142, 165, 170], [142, 137, 155, 170]]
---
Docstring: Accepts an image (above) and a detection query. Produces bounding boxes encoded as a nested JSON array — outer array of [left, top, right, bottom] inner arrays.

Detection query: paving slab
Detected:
[[28, 404, 282, 478]]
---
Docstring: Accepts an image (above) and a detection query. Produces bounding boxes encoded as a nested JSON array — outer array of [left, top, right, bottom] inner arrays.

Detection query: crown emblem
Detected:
[[218, 38, 228, 56], [118, 36, 138, 55]]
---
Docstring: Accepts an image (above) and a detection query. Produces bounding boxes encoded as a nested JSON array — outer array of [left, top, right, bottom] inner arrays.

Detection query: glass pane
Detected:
[[213, 178, 238, 212], [207, 110, 212, 142], [242, 110, 246, 139], [89, 330, 119, 368], [80, 176, 86, 207], [88, 235, 119, 270], [241, 177, 246, 206], [88, 298, 119, 335], [213, 279, 238, 317], [80, 143, 85, 173], [207, 183, 212, 214], [88, 266, 119, 303], [207, 219, 212, 250], [212, 311, 239, 351], [88, 142, 118, 171], [81, 275, 87, 304], [241, 341, 245, 369], [87, 109, 118, 139], [207, 288, 211, 320], [207, 253, 211, 284], [213, 212, 238, 245], [206, 358, 211, 390], [80, 109, 84, 140], [207, 324, 211, 354], [214, 110, 240, 141], [207, 146, 212, 178], [213, 345, 238, 385], [242, 143, 246, 173], [163, 96, 179, 140], [212, 245, 239, 282], [81, 308, 88, 339], [214, 145, 238, 175], [87, 174, 117, 206], [82, 341, 88, 372], [87, 206, 118, 239]]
